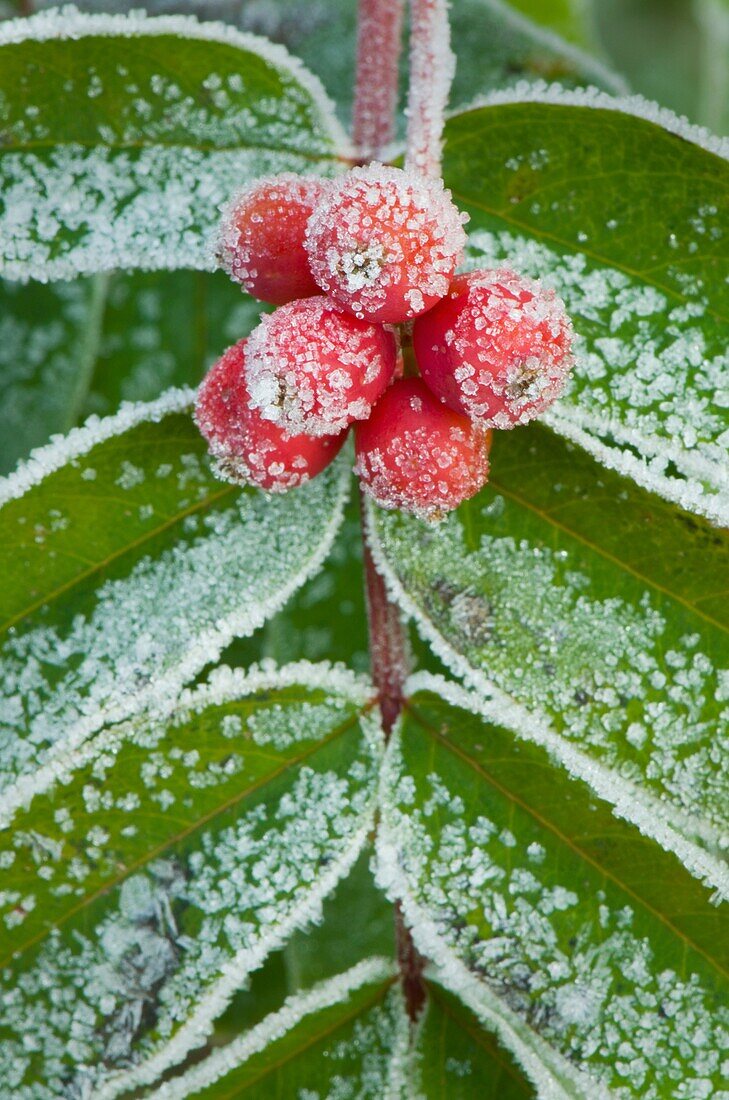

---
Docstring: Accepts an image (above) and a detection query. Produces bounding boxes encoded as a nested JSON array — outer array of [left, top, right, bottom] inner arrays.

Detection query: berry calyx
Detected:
[[413, 268, 573, 428], [217, 174, 328, 305], [305, 164, 467, 324], [355, 378, 491, 520], [244, 296, 398, 437], [195, 340, 346, 492]]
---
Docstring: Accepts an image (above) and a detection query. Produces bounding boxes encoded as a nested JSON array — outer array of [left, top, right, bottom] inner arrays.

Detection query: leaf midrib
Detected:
[[406, 700, 728, 983], [2, 701, 375, 970], [3, 137, 347, 161]]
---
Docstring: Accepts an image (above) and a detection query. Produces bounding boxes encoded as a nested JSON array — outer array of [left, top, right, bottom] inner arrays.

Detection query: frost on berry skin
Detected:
[[414, 268, 574, 428], [305, 164, 467, 323], [217, 174, 329, 305], [355, 378, 491, 521], [244, 296, 398, 437], [195, 340, 346, 491]]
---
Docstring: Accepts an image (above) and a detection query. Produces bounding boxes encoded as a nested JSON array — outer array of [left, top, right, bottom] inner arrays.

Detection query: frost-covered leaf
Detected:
[[365, 422, 729, 894], [0, 391, 350, 824], [149, 959, 407, 1099], [0, 8, 349, 281], [0, 276, 107, 474], [443, 87, 729, 523], [415, 983, 533, 1098], [0, 662, 381, 1096], [377, 677, 728, 1099]]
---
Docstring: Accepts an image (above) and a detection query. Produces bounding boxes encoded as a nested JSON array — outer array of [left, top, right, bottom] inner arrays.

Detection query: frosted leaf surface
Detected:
[[443, 91, 728, 524], [0, 663, 381, 1096], [0, 390, 350, 824], [366, 421, 729, 890], [152, 961, 410, 1099], [377, 681, 729, 1098], [0, 8, 349, 281]]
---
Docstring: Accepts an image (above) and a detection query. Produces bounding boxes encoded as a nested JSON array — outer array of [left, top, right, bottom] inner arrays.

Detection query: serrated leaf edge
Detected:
[[375, 729, 608, 1100], [363, 500, 729, 900], [148, 957, 401, 1100], [0, 4, 353, 158]]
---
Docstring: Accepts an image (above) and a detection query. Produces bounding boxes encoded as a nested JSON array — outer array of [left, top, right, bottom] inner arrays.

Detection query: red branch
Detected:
[[352, 0, 406, 161], [362, 517, 410, 738], [405, 0, 456, 178]]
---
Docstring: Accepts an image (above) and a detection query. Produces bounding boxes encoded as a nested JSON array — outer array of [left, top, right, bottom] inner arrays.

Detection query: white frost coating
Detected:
[[543, 408, 728, 527], [0, 396, 352, 828], [188, 659, 376, 714], [471, 0, 628, 97], [0, 6, 352, 281], [0, 385, 194, 505], [364, 501, 729, 898], [454, 80, 729, 161], [375, 805, 600, 1100], [65, 820, 376, 1100], [151, 957, 397, 1099], [0, 6, 351, 155]]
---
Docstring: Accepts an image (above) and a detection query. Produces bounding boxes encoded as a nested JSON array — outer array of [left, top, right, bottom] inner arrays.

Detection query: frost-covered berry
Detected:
[[305, 164, 467, 323], [413, 268, 573, 428], [244, 296, 398, 437], [355, 378, 491, 520], [217, 174, 328, 305], [195, 340, 346, 491]]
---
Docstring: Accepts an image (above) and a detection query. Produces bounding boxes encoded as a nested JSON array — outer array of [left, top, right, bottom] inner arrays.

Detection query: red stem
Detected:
[[352, 0, 406, 161], [405, 0, 456, 178]]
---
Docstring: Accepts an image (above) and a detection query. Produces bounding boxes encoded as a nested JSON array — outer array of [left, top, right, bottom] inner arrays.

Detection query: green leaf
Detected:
[[0, 391, 350, 823], [416, 983, 534, 1098], [443, 89, 729, 524], [0, 276, 107, 474], [0, 269, 264, 475], [503, 0, 597, 47], [0, 9, 348, 281], [365, 421, 729, 894], [149, 960, 405, 1100], [377, 678, 728, 1098], [0, 662, 381, 1095], [84, 269, 264, 420], [450, 0, 625, 111]]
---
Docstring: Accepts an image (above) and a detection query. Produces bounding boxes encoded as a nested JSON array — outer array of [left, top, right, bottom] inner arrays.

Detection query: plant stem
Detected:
[[352, 0, 406, 161], [405, 0, 456, 178]]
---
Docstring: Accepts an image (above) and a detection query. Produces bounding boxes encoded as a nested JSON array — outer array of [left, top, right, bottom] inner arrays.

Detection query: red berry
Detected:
[[244, 297, 398, 437], [413, 268, 573, 428], [195, 340, 346, 492], [355, 378, 491, 520], [217, 174, 328, 305], [305, 164, 467, 323]]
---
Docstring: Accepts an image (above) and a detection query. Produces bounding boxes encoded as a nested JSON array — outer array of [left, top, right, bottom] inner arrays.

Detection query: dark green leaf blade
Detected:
[[0, 9, 348, 281], [0, 663, 381, 1095], [377, 678, 728, 1098], [0, 392, 350, 822], [443, 91, 729, 524], [150, 961, 404, 1099], [366, 421, 729, 894]]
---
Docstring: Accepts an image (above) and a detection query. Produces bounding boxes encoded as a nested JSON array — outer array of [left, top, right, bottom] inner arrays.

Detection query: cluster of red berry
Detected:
[[195, 165, 573, 520]]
